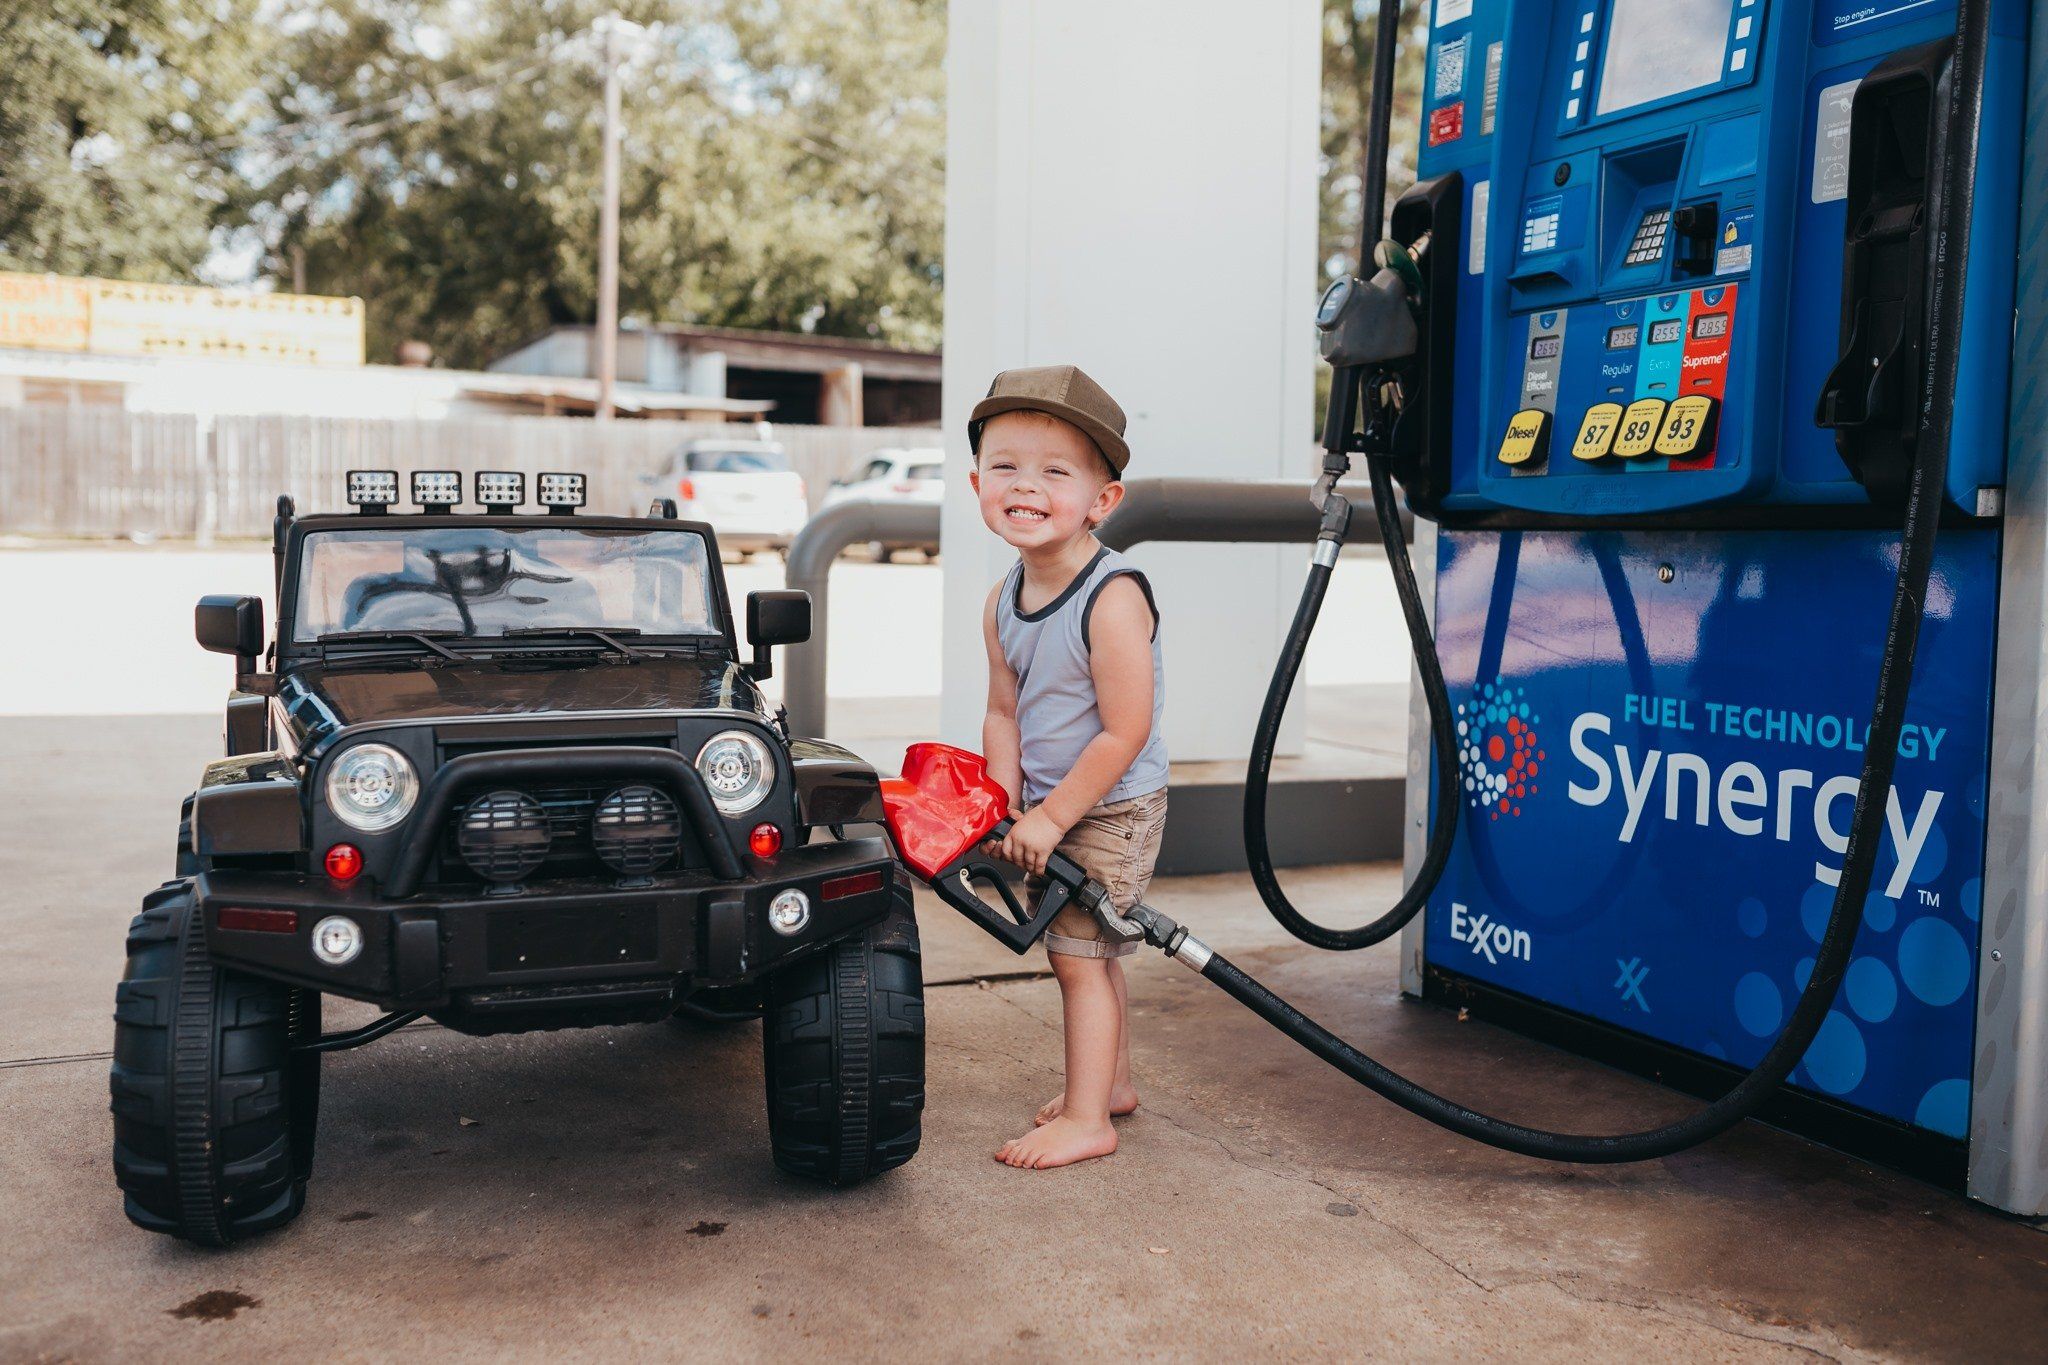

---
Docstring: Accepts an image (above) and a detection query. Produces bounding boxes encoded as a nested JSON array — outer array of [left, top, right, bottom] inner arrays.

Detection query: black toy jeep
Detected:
[[110, 470, 923, 1246]]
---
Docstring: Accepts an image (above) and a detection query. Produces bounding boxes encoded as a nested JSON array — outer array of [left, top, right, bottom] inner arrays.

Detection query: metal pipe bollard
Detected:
[[778, 478, 1410, 738]]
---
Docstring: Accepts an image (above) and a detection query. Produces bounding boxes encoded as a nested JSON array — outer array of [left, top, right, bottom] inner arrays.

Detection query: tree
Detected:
[[0, 0, 269, 280], [1320, 0, 1428, 280], [240, 0, 945, 367], [1315, 0, 1429, 429]]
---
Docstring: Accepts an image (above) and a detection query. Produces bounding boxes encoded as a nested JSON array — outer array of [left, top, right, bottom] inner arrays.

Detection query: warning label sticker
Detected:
[[1716, 207, 1756, 275], [1435, 0, 1473, 26], [1480, 41, 1503, 135], [1429, 102, 1466, 147], [1812, 80, 1860, 203]]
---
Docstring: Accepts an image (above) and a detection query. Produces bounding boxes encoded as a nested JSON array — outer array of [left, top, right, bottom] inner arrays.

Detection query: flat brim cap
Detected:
[[968, 364, 1130, 475]]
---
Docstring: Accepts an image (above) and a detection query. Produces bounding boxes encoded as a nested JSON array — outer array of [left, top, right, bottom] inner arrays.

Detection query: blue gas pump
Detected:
[[1239, 0, 2042, 1209]]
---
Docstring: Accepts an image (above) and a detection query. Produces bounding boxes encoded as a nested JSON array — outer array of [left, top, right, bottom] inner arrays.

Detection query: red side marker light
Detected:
[[749, 823, 783, 859], [822, 869, 886, 902], [325, 843, 364, 881], [217, 906, 299, 934]]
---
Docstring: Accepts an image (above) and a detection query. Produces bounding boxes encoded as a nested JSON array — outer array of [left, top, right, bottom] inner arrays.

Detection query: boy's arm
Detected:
[[980, 582, 1024, 813], [999, 576, 1155, 873]]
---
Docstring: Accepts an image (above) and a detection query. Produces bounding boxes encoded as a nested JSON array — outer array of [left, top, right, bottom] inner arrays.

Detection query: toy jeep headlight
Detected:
[[696, 730, 774, 815], [325, 743, 419, 832]]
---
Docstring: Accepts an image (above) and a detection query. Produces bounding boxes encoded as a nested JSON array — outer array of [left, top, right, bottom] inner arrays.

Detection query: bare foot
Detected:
[[1036, 1086, 1139, 1126], [994, 1115, 1118, 1169]]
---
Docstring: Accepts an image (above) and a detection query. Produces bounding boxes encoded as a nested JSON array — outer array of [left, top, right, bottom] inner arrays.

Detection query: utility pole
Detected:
[[595, 12, 624, 421]]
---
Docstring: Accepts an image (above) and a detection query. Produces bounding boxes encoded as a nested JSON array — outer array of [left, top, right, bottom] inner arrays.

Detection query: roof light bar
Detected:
[[475, 471, 526, 513], [346, 469, 399, 515], [411, 470, 463, 509], [537, 471, 586, 515]]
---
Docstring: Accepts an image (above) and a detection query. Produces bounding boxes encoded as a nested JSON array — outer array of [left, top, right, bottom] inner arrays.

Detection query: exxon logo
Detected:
[[1449, 903, 1531, 965]]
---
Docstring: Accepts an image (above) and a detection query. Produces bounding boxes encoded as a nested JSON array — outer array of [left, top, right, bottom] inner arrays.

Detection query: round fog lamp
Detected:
[[311, 915, 364, 966], [767, 889, 810, 937]]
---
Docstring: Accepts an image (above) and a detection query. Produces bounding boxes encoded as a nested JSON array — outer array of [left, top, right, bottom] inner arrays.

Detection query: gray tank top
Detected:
[[996, 546, 1168, 806]]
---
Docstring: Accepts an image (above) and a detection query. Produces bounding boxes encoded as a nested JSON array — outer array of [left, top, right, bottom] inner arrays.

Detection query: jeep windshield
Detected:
[[291, 525, 720, 643]]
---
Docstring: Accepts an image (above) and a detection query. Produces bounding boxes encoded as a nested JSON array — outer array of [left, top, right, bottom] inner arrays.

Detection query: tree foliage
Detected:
[[3, 1, 1422, 374], [0, 0, 269, 280], [241, 0, 945, 366]]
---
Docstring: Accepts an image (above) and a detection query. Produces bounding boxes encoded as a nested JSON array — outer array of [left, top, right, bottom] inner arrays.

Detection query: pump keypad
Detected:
[[1611, 398, 1668, 459], [1654, 394, 1719, 457], [1497, 409, 1552, 466], [1624, 209, 1671, 266], [1570, 402, 1625, 461]]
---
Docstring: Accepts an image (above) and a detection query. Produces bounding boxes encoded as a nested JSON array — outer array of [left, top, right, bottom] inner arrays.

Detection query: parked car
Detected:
[[820, 447, 944, 561], [111, 469, 923, 1246], [637, 438, 808, 558]]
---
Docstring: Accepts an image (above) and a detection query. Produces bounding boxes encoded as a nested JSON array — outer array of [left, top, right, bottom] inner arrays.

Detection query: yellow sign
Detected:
[[1654, 394, 1719, 457], [0, 274, 91, 352], [1496, 408, 1551, 466], [1570, 402, 1625, 461], [1612, 398, 1669, 459], [0, 271, 364, 367]]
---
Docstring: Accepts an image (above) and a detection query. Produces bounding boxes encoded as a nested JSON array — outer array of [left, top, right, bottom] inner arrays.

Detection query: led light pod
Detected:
[[696, 730, 775, 815], [537, 471, 587, 514], [346, 469, 400, 508], [475, 470, 526, 511], [411, 470, 463, 508], [324, 742, 419, 832]]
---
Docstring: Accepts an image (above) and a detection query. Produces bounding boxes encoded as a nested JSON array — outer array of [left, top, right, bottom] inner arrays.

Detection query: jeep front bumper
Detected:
[[194, 836, 900, 1011]]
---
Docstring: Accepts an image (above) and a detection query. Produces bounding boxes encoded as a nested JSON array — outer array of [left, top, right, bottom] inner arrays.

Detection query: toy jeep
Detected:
[[110, 470, 922, 1246]]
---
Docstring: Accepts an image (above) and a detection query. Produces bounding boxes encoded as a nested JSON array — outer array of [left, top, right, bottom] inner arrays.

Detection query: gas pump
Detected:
[[1246, 0, 2035, 1194], [884, 0, 2042, 1212]]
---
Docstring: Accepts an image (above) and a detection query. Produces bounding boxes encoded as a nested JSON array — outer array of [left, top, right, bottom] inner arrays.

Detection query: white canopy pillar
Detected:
[[938, 0, 1323, 764]]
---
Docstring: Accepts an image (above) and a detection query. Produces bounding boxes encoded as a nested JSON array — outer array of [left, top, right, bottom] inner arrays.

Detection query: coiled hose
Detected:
[[1242, 423, 1460, 950]]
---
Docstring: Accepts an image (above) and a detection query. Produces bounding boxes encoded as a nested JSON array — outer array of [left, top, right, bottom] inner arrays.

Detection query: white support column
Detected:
[[939, 0, 1323, 763]]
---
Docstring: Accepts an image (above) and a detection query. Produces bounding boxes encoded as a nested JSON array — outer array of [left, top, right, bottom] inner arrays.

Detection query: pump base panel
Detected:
[[1424, 967, 1966, 1186]]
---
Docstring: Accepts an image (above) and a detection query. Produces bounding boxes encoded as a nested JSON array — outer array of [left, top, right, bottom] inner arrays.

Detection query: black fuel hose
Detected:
[[1243, 0, 1459, 950], [1202, 0, 1988, 1160], [1242, 423, 1461, 950]]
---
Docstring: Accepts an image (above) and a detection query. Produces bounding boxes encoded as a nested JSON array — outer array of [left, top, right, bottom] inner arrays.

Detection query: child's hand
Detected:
[[997, 807, 1065, 877]]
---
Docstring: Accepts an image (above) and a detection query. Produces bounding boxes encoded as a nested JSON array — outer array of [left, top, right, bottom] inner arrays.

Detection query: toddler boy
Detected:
[[968, 365, 1168, 1170]]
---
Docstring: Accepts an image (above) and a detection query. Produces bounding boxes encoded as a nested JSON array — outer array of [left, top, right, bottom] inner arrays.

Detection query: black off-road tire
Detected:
[[762, 880, 924, 1185], [109, 883, 321, 1245]]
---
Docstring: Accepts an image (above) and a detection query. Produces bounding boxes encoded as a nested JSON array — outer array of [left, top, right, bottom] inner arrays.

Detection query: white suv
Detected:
[[640, 439, 808, 558], [821, 447, 944, 561]]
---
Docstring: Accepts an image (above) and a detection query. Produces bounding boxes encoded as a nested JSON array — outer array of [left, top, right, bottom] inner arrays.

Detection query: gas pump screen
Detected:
[[1596, 0, 1735, 117]]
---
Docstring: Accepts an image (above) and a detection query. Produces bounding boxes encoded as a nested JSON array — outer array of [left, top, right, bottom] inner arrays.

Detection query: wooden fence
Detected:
[[0, 408, 940, 540]]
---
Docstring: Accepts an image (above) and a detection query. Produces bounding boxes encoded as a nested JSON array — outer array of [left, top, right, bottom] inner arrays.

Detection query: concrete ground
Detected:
[[7, 715, 2048, 1362]]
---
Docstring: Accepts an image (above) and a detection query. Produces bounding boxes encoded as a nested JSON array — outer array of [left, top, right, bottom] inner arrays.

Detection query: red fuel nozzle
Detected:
[[880, 742, 1013, 881]]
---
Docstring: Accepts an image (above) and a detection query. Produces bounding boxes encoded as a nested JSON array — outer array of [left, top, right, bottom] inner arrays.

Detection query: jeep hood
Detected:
[[279, 654, 764, 738]]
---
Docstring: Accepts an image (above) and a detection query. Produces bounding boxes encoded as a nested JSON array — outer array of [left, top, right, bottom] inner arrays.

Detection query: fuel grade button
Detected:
[[1570, 402, 1625, 461], [1611, 398, 1668, 459], [1497, 408, 1552, 466], [1653, 393, 1719, 457]]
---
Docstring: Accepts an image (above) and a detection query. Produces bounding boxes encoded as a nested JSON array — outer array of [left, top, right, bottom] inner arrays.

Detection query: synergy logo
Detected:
[[1456, 677, 1543, 820]]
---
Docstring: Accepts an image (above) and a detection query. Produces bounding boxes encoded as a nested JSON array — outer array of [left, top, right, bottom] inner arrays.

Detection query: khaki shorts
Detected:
[[1025, 788, 1169, 959]]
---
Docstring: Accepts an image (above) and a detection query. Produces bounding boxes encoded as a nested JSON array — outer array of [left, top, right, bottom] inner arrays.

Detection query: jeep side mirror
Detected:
[[745, 589, 810, 681], [196, 594, 265, 670]]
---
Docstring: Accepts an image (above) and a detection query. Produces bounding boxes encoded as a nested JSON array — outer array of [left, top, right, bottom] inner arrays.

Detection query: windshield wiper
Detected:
[[318, 630, 470, 661], [501, 626, 649, 659]]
